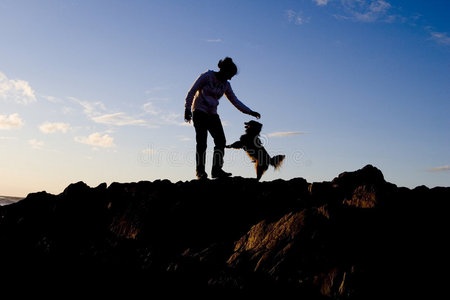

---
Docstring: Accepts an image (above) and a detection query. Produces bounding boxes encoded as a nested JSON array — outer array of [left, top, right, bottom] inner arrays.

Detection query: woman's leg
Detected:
[[193, 111, 208, 178], [209, 114, 230, 177]]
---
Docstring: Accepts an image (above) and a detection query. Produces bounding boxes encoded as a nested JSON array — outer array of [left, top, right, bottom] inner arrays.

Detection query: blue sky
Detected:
[[1, 0, 449, 196]]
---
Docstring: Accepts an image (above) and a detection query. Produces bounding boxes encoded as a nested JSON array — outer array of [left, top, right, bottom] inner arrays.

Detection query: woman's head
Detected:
[[218, 57, 238, 80]]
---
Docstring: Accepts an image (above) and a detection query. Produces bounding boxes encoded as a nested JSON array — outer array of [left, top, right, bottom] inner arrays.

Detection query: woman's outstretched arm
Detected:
[[224, 83, 260, 119]]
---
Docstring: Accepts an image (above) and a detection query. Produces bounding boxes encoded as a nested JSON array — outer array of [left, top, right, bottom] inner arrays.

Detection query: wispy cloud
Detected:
[[39, 122, 70, 134], [322, 1, 449, 46], [429, 32, 450, 46], [160, 112, 184, 126], [92, 113, 147, 126], [145, 85, 171, 96], [0, 136, 18, 141], [143, 101, 186, 127], [427, 165, 450, 172], [268, 131, 308, 137], [313, 0, 329, 6], [71, 96, 185, 129], [286, 10, 311, 25], [206, 38, 223, 43], [178, 136, 192, 142], [335, 0, 398, 23], [41, 95, 63, 103], [0, 113, 24, 130], [29, 139, 44, 150], [0, 72, 36, 105], [142, 102, 160, 115], [74, 132, 115, 148], [69, 97, 106, 118], [71, 97, 149, 127]]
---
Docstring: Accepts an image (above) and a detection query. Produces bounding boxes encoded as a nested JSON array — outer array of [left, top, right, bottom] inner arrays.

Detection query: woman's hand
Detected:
[[251, 111, 261, 119], [184, 109, 192, 123]]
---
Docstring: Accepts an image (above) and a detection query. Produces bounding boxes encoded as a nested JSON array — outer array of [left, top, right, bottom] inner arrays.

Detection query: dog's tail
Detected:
[[270, 155, 285, 170]]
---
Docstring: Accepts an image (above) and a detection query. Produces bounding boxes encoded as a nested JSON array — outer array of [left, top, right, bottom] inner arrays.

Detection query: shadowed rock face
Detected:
[[0, 165, 449, 298]]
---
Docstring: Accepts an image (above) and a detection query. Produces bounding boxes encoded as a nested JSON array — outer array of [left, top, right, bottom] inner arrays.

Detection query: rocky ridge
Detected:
[[0, 165, 449, 298]]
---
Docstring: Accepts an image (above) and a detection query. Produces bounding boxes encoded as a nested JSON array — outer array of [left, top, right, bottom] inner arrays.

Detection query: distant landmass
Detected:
[[0, 195, 23, 206], [0, 165, 448, 298]]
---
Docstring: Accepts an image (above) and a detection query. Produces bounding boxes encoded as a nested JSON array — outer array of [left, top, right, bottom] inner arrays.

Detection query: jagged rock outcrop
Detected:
[[0, 165, 448, 298]]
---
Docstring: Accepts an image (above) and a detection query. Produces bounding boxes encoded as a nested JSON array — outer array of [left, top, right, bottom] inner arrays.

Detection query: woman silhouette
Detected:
[[185, 57, 261, 179]]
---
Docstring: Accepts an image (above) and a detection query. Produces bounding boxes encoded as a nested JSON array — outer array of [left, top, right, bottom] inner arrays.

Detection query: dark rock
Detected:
[[343, 184, 379, 208], [332, 165, 386, 199], [0, 165, 449, 298], [333, 164, 385, 186], [315, 266, 353, 298]]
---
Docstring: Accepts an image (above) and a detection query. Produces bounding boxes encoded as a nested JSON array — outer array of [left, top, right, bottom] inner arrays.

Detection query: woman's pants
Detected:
[[193, 110, 226, 175]]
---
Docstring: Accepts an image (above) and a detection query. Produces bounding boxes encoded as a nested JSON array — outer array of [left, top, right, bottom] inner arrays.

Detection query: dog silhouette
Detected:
[[226, 121, 285, 180]]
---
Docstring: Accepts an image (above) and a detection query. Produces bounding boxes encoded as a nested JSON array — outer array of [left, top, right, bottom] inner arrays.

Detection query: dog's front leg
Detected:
[[226, 141, 243, 149]]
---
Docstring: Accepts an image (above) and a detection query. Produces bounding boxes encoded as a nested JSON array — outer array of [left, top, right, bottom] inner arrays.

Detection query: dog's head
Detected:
[[244, 120, 262, 136]]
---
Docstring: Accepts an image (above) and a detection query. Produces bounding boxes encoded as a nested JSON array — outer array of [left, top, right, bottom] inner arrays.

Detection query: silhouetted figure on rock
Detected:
[[227, 120, 285, 181], [185, 57, 260, 179]]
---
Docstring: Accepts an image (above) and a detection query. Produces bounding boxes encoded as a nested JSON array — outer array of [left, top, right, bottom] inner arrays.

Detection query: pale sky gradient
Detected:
[[1, 0, 449, 197]]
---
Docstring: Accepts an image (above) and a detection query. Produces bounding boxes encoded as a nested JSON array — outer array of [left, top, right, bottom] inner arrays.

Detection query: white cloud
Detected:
[[206, 38, 223, 43], [71, 96, 185, 129], [0, 113, 24, 130], [92, 112, 147, 126], [0, 136, 18, 141], [178, 136, 192, 142], [313, 0, 329, 6], [159, 112, 184, 126], [74, 132, 115, 148], [39, 122, 70, 134], [370, 0, 390, 12], [29, 139, 44, 150], [62, 106, 74, 114], [69, 97, 106, 117], [142, 102, 160, 115], [143, 102, 187, 127], [286, 10, 310, 25], [268, 131, 308, 137], [42, 95, 62, 103], [0, 72, 36, 105], [71, 97, 149, 127], [337, 0, 395, 23], [428, 165, 450, 172], [430, 32, 450, 46]]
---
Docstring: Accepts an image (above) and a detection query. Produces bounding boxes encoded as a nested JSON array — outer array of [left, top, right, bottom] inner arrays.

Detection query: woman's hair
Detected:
[[218, 57, 238, 76]]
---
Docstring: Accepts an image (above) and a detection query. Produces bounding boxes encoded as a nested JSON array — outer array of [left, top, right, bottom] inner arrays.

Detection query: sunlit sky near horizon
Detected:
[[1, 0, 449, 197]]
